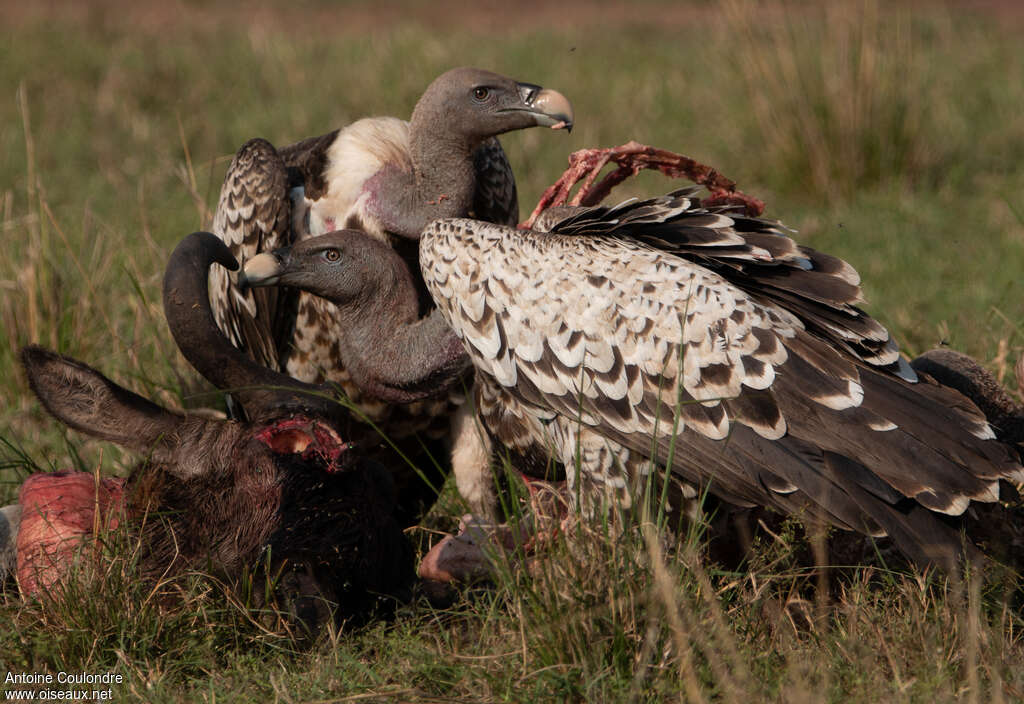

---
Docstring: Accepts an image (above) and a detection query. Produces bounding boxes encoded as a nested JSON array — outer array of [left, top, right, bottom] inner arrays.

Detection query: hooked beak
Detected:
[[239, 249, 288, 290], [512, 82, 574, 132]]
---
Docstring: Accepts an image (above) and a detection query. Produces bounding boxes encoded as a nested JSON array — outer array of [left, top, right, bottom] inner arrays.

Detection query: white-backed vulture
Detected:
[[416, 188, 1024, 567]]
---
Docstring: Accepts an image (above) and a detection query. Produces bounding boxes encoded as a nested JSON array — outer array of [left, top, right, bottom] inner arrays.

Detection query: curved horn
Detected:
[[162, 232, 341, 422]]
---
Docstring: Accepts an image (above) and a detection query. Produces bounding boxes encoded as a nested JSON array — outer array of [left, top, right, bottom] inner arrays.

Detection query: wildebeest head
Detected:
[[17, 232, 417, 635]]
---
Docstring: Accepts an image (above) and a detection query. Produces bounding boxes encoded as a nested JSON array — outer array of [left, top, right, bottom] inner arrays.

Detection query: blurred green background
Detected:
[[1, 2, 1023, 699]]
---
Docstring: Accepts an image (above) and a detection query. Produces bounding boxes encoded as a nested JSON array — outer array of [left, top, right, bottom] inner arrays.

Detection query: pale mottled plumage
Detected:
[[419, 189, 1024, 565]]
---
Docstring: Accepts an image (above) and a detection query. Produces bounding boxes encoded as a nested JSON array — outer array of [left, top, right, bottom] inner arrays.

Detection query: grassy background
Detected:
[[2, 0, 1023, 700]]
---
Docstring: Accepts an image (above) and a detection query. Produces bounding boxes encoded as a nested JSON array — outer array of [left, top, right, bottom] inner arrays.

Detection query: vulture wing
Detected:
[[210, 138, 296, 372], [277, 129, 340, 203], [420, 198, 1024, 564], [471, 138, 519, 226], [546, 189, 908, 375]]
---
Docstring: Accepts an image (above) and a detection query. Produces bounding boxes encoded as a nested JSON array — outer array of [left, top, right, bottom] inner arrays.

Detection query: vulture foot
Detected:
[[523, 141, 765, 228], [419, 480, 570, 584]]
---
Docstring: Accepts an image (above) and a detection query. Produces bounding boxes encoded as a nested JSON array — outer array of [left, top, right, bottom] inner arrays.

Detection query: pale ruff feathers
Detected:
[[310, 117, 413, 241]]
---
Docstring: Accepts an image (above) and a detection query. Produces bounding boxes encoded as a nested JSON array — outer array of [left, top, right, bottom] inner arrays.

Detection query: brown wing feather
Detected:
[[471, 138, 518, 226], [544, 191, 907, 373], [210, 138, 296, 371], [277, 129, 340, 201]]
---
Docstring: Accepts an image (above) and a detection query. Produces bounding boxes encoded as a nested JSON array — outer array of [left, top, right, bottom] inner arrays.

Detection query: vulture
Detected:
[[209, 67, 573, 421], [208, 67, 572, 521], [219, 223, 471, 526], [410, 188, 1024, 568]]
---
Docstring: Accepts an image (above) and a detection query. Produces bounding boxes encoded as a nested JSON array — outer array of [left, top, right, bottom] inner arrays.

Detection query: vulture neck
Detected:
[[369, 112, 478, 238], [332, 255, 467, 403], [410, 124, 477, 210]]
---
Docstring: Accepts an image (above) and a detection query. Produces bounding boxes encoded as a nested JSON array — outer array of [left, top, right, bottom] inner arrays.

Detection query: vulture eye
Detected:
[[472, 87, 490, 102], [322, 248, 341, 263]]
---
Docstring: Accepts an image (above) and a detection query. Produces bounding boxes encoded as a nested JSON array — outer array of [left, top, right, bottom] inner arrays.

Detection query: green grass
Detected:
[[2, 1, 1024, 701]]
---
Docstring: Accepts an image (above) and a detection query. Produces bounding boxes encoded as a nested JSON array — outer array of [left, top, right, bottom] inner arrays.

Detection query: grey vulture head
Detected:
[[410, 66, 573, 148], [240, 229, 470, 405], [370, 66, 574, 240], [417, 188, 1024, 570]]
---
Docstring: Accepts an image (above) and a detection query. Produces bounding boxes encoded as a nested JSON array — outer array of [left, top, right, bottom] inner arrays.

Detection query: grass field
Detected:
[[2, 1, 1023, 701]]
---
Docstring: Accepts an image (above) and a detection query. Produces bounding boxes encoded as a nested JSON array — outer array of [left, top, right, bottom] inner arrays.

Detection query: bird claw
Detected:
[[522, 141, 766, 229], [418, 481, 571, 584], [418, 514, 523, 583]]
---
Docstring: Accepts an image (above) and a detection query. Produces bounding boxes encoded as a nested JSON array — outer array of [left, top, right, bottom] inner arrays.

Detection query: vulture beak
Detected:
[[513, 82, 574, 132], [239, 249, 287, 289]]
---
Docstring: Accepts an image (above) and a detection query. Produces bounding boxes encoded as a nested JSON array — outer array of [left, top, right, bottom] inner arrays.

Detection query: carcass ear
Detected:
[[21, 345, 185, 455]]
